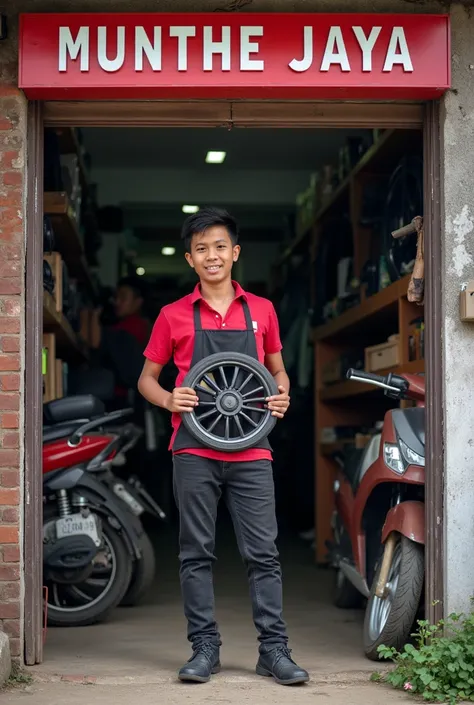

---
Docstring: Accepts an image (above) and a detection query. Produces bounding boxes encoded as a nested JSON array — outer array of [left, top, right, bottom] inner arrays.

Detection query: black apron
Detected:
[[173, 298, 272, 453]]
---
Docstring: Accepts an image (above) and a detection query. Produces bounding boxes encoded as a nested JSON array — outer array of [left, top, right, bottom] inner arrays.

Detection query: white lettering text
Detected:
[[135, 26, 162, 71], [383, 27, 413, 72], [289, 26, 313, 72], [58, 26, 90, 72], [169, 26, 196, 71], [352, 26, 381, 72], [97, 26, 125, 72], [321, 27, 351, 72], [203, 26, 231, 71], [240, 26, 264, 71]]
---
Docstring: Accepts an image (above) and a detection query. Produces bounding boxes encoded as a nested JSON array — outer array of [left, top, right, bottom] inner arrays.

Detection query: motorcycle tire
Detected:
[[46, 516, 133, 627], [363, 533, 424, 661], [333, 568, 363, 609], [120, 532, 156, 607]]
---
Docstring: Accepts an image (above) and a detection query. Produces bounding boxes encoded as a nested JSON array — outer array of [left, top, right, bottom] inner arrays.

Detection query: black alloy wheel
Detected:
[[181, 352, 279, 452]]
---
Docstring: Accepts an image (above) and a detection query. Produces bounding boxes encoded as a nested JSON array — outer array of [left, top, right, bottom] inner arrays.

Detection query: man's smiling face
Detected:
[[185, 225, 240, 285]]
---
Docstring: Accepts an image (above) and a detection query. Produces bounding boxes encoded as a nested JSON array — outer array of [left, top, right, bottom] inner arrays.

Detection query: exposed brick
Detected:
[[3, 619, 20, 638], [0, 449, 19, 467], [0, 526, 18, 544], [1, 299, 20, 317], [0, 244, 21, 261], [0, 337, 20, 353], [9, 638, 20, 658], [3, 546, 20, 562], [0, 279, 21, 295], [0, 318, 20, 334], [0, 488, 19, 505], [0, 581, 20, 601], [0, 354, 20, 371], [2, 507, 19, 523], [0, 375, 20, 392], [0, 118, 12, 130], [2, 151, 20, 169], [0, 393, 20, 409], [2, 172, 22, 187], [2, 432, 19, 449], [1, 470, 19, 488], [0, 193, 21, 208], [0, 563, 20, 580], [1, 413, 18, 428]]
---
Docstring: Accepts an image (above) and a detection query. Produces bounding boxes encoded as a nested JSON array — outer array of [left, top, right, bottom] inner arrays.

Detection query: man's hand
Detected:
[[166, 387, 199, 413], [266, 385, 290, 419]]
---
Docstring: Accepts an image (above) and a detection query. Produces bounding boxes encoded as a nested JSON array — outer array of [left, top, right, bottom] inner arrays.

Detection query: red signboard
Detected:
[[19, 13, 450, 100]]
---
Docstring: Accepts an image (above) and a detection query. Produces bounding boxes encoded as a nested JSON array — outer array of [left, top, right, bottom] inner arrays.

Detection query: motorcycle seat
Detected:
[[44, 395, 105, 425], [43, 421, 86, 444]]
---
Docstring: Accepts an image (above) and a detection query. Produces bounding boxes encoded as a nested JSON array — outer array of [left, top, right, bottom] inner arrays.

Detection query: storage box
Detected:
[[365, 337, 400, 373], [44, 252, 63, 313]]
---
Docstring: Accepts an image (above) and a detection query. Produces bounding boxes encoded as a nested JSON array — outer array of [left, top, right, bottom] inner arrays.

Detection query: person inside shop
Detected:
[[138, 207, 310, 686], [89, 276, 150, 351]]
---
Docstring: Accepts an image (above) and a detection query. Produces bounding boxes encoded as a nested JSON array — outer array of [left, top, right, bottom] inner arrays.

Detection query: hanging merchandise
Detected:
[[382, 155, 423, 282]]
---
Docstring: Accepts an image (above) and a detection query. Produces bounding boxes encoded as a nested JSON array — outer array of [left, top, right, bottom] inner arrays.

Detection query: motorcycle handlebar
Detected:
[[68, 408, 134, 446], [346, 368, 408, 397], [346, 369, 386, 385]]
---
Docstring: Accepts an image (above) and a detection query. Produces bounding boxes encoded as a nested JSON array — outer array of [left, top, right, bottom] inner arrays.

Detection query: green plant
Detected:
[[377, 608, 474, 704], [5, 663, 33, 688]]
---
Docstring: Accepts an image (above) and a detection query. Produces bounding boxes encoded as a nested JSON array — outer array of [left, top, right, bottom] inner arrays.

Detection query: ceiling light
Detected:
[[162, 247, 176, 256], [205, 151, 226, 164], [182, 205, 199, 214], [136, 266, 145, 276]]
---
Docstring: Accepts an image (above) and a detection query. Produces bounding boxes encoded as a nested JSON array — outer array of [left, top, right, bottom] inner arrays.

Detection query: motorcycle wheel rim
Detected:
[[46, 532, 117, 613], [367, 542, 402, 642]]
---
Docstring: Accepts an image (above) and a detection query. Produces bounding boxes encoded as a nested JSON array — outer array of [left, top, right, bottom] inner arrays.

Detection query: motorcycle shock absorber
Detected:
[[57, 489, 71, 517]]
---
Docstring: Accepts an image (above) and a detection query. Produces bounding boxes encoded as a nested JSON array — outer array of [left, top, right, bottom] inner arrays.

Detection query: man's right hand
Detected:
[[165, 387, 199, 413]]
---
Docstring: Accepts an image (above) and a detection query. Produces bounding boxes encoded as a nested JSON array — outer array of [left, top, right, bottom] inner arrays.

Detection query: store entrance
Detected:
[[34, 118, 428, 676]]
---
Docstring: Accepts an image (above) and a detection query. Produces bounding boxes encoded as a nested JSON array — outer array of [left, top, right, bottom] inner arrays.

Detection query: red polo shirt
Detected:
[[143, 282, 282, 462]]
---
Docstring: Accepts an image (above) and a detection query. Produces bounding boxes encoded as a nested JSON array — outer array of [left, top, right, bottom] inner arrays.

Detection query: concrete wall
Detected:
[[441, 5, 474, 617], [1, 0, 474, 662]]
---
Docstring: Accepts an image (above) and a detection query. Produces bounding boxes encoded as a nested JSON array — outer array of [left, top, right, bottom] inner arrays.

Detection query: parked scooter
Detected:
[[43, 395, 155, 625], [327, 368, 425, 660]]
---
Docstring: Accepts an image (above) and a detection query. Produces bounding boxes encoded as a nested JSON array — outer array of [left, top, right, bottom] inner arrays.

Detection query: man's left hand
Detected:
[[266, 386, 290, 419]]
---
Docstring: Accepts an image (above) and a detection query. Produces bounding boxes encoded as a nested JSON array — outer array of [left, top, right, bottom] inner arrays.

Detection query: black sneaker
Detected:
[[256, 646, 309, 685], [178, 643, 221, 683]]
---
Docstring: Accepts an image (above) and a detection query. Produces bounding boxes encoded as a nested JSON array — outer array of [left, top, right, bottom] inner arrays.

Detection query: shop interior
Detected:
[[39, 123, 424, 674]]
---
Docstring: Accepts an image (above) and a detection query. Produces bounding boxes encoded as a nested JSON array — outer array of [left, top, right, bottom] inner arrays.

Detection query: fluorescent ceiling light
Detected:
[[205, 151, 226, 164], [162, 247, 176, 256], [182, 204, 199, 214], [136, 266, 145, 276]]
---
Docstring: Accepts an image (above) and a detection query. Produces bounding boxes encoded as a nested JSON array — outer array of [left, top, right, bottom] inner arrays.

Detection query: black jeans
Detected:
[[173, 453, 288, 652]]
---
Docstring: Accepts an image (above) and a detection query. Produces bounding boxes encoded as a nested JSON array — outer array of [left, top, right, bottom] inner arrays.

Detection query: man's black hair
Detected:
[[117, 276, 147, 300], [180, 206, 239, 252]]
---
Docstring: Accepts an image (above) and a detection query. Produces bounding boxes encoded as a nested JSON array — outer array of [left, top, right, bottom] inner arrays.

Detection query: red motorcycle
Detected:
[[43, 395, 154, 626], [328, 369, 425, 660]]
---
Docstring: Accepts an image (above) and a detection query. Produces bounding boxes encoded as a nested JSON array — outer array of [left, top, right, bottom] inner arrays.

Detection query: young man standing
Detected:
[[138, 207, 309, 686]]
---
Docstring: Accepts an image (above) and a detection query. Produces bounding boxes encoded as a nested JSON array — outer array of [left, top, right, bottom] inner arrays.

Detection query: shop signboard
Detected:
[[19, 13, 450, 100]]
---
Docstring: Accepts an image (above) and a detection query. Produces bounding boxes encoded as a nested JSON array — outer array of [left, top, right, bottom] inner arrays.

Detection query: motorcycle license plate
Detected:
[[113, 483, 145, 517], [56, 513, 101, 547]]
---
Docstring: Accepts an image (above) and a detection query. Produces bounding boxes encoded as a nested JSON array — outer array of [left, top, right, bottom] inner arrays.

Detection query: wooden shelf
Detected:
[[276, 129, 420, 266], [44, 192, 97, 298], [314, 275, 412, 342], [319, 359, 425, 401], [43, 291, 88, 364], [320, 441, 354, 456]]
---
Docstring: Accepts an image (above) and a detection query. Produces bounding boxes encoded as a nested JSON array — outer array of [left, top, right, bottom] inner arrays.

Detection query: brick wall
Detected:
[[0, 85, 26, 660]]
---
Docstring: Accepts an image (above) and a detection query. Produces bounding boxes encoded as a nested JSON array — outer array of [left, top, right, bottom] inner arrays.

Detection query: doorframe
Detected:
[[24, 97, 443, 656], [24, 101, 44, 666]]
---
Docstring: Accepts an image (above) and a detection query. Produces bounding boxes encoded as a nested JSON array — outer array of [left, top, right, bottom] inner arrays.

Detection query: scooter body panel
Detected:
[[345, 409, 424, 578], [382, 500, 425, 544], [43, 434, 116, 474]]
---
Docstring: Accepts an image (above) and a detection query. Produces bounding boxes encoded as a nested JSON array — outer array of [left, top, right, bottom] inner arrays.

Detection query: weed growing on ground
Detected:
[[5, 663, 33, 688], [376, 608, 474, 703]]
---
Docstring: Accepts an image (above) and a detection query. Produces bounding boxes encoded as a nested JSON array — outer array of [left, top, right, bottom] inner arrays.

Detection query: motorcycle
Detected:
[[327, 368, 425, 660], [43, 394, 155, 625]]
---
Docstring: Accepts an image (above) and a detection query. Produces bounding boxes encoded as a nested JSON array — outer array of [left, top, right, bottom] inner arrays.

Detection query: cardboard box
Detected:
[[365, 337, 400, 372]]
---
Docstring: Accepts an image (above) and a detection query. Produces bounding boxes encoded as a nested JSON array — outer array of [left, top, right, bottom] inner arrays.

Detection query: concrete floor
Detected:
[[34, 524, 380, 680], [11, 523, 403, 704]]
